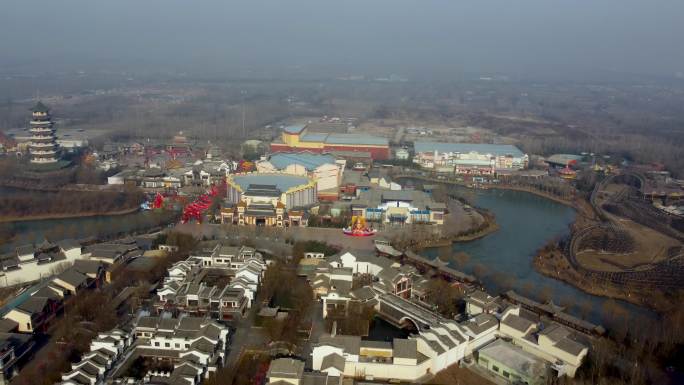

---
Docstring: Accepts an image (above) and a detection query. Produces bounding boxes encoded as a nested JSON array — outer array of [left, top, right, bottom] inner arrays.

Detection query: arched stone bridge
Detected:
[[376, 293, 445, 332]]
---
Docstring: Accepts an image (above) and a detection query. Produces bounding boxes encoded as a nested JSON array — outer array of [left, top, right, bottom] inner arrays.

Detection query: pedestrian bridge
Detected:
[[377, 293, 445, 332]]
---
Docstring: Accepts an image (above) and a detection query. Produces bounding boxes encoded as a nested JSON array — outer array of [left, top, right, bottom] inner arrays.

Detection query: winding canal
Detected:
[[417, 185, 655, 325]]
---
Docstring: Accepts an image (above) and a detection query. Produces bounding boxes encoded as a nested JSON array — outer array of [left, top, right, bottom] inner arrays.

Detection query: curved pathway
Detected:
[[571, 171, 684, 290]]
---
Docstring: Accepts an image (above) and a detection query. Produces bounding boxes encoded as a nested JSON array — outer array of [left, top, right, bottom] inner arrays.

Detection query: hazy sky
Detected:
[[1, 0, 683, 79]]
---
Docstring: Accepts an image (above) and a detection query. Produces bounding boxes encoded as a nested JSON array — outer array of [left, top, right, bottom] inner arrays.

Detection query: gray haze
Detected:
[[1, 0, 683, 79]]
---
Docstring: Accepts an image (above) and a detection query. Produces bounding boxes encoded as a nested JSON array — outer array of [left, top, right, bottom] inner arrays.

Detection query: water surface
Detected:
[[420, 186, 655, 326]]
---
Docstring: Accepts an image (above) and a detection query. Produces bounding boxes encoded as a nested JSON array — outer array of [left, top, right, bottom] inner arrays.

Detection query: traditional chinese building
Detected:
[[28, 101, 60, 164]]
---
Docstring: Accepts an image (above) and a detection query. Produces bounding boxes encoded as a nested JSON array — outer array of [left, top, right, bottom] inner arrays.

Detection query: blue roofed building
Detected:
[[265, 152, 336, 172]]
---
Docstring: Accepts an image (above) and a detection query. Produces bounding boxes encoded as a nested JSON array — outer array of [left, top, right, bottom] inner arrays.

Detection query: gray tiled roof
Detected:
[[318, 334, 361, 355], [462, 313, 498, 336], [554, 337, 586, 356], [55, 269, 88, 288], [57, 239, 81, 251], [267, 358, 305, 379], [502, 313, 535, 333], [350, 287, 376, 301], [321, 353, 345, 372], [0, 319, 19, 333], [17, 296, 49, 314], [178, 316, 205, 331], [15, 244, 34, 256], [360, 340, 392, 350], [136, 316, 158, 329], [392, 338, 418, 360], [72, 260, 102, 276]]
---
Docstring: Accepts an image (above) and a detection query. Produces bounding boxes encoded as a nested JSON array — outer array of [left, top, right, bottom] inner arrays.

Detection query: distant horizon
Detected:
[[1, 0, 683, 82], [1, 66, 682, 86]]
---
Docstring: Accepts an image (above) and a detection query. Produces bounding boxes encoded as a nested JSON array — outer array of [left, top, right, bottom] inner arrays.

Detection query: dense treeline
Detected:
[[0, 188, 144, 218]]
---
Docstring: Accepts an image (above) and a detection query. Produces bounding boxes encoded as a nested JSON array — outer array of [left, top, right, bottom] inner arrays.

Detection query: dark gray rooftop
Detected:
[[318, 334, 361, 355], [57, 239, 81, 251], [502, 313, 535, 333], [393, 338, 418, 360], [320, 353, 345, 372], [55, 268, 88, 288], [17, 296, 49, 314], [267, 357, 305, 379]]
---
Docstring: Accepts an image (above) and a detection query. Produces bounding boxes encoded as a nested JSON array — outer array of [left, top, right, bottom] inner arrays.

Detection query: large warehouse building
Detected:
[[270, 125, 390, 160], [256, 152, 345, 201], [413, 142, 528, 175]]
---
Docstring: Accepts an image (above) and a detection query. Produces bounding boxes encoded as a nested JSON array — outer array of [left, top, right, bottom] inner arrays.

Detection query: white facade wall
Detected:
[[313, 164, 340, 191], [107, 174, 125, 185], [89, 341, 120, 357], [337, 252, 384, 275], [255, 161, 278, 174], [394, 357, 417, 366], [466, 302, 484, 316], [3, 310, 32, 332], [344, 360, 431, 381], [463, 327, 498, 356], [235, 269, 260, 285], [62, 247, 82, 260], [329, 271, 352, 282], [284, 164, 308, 176], [267, 377, 299, 385], [179, 350, 211, 365], [312, 346, 345, 370]]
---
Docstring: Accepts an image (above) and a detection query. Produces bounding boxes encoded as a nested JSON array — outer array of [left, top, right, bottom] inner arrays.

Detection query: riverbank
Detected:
[[485, 183, 574, 207], [533, 246, 672, 314], [392, 208, 500, 251], [450, 212, 499, 243], [0, 185, 144, 224], [0, 206, 141, 223]]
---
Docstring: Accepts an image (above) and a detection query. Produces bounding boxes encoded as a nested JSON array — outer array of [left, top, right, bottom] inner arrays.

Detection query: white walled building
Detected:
[[312, 314, 497, 382], [309, 248, 589, 382], [156, 243, 267, 319], [498, 307, 589, 378], [58, 315, 230, 385], [413, 142, 528, 174]]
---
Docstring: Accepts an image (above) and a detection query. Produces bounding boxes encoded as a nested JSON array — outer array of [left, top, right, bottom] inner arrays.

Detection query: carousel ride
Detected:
[[343, 216, 378, 237]]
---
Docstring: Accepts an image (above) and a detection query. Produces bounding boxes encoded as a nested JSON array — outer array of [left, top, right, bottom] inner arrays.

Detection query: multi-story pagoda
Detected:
[[28, 101, 60, 164]]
